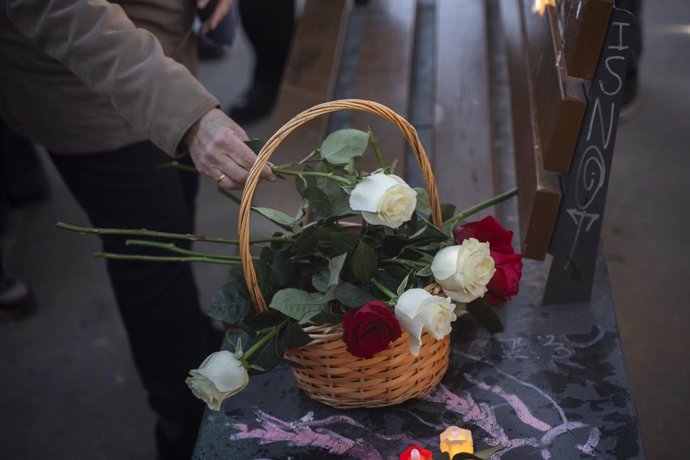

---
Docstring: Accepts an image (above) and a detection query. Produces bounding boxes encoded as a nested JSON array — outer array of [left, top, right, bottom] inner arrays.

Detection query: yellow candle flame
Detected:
[[532, 0, 555, 15], [439, 426, 474, 458], [411, 449, 421, 460]]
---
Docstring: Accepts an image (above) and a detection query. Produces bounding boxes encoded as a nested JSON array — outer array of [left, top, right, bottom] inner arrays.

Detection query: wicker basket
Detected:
[[238, 99, 450, 408]]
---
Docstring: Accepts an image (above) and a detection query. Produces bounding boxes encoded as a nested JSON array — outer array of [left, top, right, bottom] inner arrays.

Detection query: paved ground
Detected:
[[1, 1, 688, 459]]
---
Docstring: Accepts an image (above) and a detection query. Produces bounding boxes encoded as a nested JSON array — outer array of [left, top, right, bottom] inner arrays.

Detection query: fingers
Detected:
[[186, 109, 276, 189], [201, 0, 234, 34]]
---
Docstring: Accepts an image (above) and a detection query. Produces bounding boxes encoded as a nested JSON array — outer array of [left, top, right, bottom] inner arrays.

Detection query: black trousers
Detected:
[[51, 142, 219, 460], [239, 0, 295, 88]]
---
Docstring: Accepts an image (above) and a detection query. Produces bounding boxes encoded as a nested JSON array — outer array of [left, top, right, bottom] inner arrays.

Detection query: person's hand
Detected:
[[197, 0, 235, 34], [185, 108, 275, 189]]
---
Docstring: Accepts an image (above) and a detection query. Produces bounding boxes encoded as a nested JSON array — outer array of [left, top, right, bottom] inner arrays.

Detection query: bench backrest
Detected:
[[269, 0, 634, 304]]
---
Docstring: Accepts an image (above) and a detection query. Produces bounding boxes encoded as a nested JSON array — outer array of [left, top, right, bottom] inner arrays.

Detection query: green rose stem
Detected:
[[94, 252, 242, 265], [271, 152, 320, 170], [156, 161, 198, 173], [370, 278, 397, 303], [93, 239, 261, 265], [124, 239, 249, 262], [237, 323, 284, 368], [269, 167, 353, 186], [216, 188, 242, 206], [381, 258, 428, 269], [446, 187, 518, 227], [368, 131, 387, 169], [56, 222, 287, 245], [149, 165, 285, 218]]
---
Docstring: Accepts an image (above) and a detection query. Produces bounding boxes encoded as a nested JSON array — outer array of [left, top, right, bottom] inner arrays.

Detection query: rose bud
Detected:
[[342, 300, 402, 359], [394, 288, 457, 356], [431, 239, 495, 303], [185, 351, 249, 411], [348, 173, 417, 229]]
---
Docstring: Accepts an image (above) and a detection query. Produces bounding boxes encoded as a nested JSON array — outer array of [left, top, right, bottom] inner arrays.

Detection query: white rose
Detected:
[[431, 238, 496, 303], [185, 351, 249, 411], [348, 173, 417, 229], [394, 288, 457, 356]]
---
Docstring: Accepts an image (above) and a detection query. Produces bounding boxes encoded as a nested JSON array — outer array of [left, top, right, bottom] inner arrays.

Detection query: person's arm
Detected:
[[4, 0, 215, 156], [3, 0, 273, 188]]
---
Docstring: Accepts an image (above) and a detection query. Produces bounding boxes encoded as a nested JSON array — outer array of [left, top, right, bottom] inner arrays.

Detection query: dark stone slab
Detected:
[[193, 253, 644, 459], [544, 8, 635, 305]]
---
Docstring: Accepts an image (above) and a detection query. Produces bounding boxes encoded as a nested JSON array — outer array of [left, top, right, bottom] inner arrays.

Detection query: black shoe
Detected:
[[228, 82, 280, 124]]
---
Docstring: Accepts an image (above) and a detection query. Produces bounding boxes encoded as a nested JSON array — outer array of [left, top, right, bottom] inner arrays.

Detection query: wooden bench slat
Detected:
[[350, 0, 416, 174], [521, 1, 586, 172], [433, 0, 497, 215], [557, 0, 614, 79], [271, 0, 352, 132], [255, 0, 352, 232], [502, 0, 562, 260]]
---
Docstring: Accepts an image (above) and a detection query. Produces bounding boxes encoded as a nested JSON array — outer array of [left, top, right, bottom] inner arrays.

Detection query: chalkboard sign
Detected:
[[543, 8, 635, 305]]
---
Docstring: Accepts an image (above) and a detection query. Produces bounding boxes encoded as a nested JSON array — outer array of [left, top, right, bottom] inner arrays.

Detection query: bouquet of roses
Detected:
[[177, 128, 523, 411], [58, 116, 522, 411]]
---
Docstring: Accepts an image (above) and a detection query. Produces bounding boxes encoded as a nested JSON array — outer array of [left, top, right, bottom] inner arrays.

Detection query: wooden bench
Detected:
[[502, 0, 635, 304], [193, 1, 645, 458]]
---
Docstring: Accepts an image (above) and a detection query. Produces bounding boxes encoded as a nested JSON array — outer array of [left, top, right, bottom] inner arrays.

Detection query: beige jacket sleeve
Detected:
[[3, 0, 219, 156]]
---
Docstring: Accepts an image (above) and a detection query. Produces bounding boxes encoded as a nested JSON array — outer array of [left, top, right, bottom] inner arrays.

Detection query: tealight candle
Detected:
[[400, 445, 432, 460], [439, 426, 474, 458]]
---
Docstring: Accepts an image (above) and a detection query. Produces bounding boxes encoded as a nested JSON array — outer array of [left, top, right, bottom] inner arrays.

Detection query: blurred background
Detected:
[[1, 0, 688, 458]]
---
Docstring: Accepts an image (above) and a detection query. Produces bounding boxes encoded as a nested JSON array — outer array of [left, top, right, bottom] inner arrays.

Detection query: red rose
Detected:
[[454, 216, 523, 304], [453, 215, 514, 254], [486, 251, 523, 304], [342, 300, 402, 359]]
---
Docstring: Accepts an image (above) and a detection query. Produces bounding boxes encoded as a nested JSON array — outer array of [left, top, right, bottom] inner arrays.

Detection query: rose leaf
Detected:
[[335, 283, 376, 308], [320, 129, 369, 165], [252, 206, 303, 228], [330, 231, 359, 255], [472, 445, 505, 459], [269, 288, 331, 324], [244, 138, 265, 155], [303, 187, 334, 217], [467, 297, 504, 334], [352, 241, 379, 283], [208, 281, 250, 324]]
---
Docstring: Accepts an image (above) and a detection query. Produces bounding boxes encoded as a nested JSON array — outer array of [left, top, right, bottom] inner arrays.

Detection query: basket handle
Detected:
[[239, 99, 443, 312]]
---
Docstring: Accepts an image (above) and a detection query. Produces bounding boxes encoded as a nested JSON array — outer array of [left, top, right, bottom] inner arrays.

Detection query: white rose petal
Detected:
[[185, 351, 249, 411], [431, 239, 496, 303], [348, 173, 417, 229], [394, 288, 457, 356]]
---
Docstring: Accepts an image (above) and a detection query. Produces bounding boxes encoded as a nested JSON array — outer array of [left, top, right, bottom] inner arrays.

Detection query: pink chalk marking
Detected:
[[461, 352, 569, 424], [426, 368, 602, 460], [540, 421, 587, 445], [576, 427, 601, 455], [226, 360, 605, 460], [425, 385, 509, 445], [228, 408, 383, 459], [464, 374, 552, 432]]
